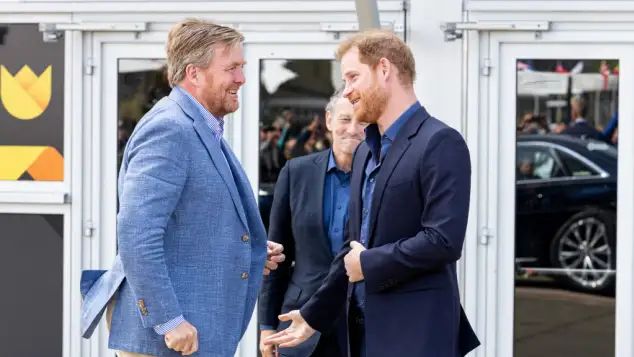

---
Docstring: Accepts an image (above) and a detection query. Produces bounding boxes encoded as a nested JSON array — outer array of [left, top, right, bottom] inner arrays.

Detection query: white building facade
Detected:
[[0, 0, 632, 356]]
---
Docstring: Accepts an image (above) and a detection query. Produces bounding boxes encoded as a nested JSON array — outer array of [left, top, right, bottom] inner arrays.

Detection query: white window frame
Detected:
[[480, 31, 634, 357]]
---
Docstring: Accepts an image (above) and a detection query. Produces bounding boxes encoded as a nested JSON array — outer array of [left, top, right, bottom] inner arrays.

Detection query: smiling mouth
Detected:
[[228, 89, 238, 95]]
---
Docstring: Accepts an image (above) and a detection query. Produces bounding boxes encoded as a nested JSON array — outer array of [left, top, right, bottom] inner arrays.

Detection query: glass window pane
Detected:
[[0, 24, 65, 181], [557, 149, 600, 177], [258, 59, 338, 230], [515, 58, 618, 357], [0, 213, 63, 356]]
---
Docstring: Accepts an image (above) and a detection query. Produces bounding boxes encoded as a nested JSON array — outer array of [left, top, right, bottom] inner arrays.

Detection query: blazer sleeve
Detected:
[[359, 128, 471, 294], [299, 218, 351, 333], [116, 116, 189, 328], [258, 162, 296, 329]]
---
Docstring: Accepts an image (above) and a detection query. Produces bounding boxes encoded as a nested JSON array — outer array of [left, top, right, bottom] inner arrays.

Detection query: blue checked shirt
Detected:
[[153, 86, 227, 335]]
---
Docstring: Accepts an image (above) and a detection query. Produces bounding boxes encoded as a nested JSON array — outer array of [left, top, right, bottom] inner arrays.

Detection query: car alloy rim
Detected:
[[557, 217, 613, 289]]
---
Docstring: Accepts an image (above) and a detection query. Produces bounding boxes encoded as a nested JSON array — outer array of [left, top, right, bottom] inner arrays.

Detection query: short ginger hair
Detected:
[[335, 29, 416, 86]]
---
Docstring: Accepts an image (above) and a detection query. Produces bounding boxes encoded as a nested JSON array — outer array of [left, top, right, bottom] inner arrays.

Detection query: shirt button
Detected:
[[369, 178, 375, 183], [241, 272, 249, 279], [337, 205, 342, 209], [335, 228, 339, 232], [242, 234, 249, 242], [363, 209, 368, 215]]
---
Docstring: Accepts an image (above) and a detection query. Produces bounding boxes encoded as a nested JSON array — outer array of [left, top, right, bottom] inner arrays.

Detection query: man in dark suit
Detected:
[[560, 96, 609, 142], [264, 29, 480, 357], [259, 88, 366, 357]]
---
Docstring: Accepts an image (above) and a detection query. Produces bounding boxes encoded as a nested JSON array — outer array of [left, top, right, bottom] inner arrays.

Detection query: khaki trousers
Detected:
[[106, 298, 157, 357]]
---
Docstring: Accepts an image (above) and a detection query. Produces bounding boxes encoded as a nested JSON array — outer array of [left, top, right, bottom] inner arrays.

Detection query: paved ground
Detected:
[[514, 283, 615, 357]]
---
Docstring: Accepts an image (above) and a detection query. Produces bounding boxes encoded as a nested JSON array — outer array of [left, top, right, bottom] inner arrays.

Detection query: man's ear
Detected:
[[325, 111, 333, 131]]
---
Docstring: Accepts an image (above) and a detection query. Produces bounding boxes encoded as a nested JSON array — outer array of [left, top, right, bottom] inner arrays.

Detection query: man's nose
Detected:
[[343, 85, 353, 98], [235, 69, 246, 85]]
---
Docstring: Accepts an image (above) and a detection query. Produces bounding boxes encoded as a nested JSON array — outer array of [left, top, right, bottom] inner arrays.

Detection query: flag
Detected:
[[555, 62, 568, 74], [517, 61, 533, 71], [570, 61, 584, 74], [600, 60, 611, 89]]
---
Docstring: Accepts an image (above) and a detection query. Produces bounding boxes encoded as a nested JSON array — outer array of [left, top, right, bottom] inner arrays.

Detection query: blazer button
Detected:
[[242, 234, 249, 242], [241, 272, 249, 279]]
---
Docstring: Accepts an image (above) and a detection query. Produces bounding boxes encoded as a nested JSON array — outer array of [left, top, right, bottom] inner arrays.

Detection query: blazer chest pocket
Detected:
[[387, 178, 414, 188]]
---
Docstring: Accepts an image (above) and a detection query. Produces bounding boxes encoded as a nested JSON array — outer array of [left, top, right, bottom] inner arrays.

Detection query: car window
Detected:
[[516, 146, 565, 181], [556, 149, 600, 177]]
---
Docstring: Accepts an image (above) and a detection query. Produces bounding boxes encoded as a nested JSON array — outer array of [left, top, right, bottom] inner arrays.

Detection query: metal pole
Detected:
[[354, 0, 381, 30]]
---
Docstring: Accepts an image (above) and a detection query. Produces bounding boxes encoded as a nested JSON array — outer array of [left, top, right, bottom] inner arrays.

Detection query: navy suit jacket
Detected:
[[259, 150, 347, 357], [560, 121, 609, 143], [299, 106, 480, 357]]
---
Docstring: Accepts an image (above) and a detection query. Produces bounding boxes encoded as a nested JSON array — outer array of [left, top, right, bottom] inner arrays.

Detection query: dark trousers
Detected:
[[311, 328, 345, 357], [348, 305, 366, 357]]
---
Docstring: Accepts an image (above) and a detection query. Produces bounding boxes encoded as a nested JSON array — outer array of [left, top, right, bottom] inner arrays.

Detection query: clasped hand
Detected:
[[265, 241, 286, 275], [164, 320, 198, 355], [345, 241, 366, 282]]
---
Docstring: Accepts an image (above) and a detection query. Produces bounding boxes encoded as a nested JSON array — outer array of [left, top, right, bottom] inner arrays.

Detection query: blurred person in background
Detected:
[[560, 96, 608, 142], [259, 87, 365, 357]]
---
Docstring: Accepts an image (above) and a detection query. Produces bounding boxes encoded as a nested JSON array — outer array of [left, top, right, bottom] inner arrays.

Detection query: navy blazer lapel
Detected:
[[351, 144, 371, 240], [193, 120, 249, 229], [312, 151, 334, 256], [367, 108, 429, 245]]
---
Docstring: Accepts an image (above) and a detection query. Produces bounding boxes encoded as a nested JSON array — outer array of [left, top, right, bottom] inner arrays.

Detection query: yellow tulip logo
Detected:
[[0, 65, 52, 120]]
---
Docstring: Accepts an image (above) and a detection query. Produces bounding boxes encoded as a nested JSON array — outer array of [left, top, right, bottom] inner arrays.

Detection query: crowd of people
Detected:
[[517, 96, 618, 146]]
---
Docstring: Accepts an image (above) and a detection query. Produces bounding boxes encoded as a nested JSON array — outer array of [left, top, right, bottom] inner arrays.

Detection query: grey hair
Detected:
[[325, 86, 345, 115]]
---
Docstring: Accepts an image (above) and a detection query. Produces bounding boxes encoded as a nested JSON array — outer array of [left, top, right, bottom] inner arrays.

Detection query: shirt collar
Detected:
[[365, 101, 421, 159], [327, 149, 337, 172], [175, 85, 225, 137]]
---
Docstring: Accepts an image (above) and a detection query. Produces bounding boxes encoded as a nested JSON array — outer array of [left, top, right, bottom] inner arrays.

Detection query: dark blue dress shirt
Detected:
[[323, 150, 352, 256], [353, 101, 422, 310]]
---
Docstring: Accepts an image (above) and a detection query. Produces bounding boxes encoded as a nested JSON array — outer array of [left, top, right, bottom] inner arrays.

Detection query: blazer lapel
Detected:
[[168, 88, 249, 230], [312, 151, 334, 256], [193, 120, 249, 230], [219, 139, 257, 232], [367, 109, 429, 246], [351, 144, 371, 241]]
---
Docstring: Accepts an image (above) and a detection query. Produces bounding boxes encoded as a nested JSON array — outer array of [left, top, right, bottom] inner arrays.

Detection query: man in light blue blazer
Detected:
[[80, 19, 284, 357]]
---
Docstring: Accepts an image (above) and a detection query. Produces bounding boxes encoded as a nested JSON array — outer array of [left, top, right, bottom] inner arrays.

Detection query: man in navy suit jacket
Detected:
[[264, 30, 480, 357], [259, 89, 365, 357]]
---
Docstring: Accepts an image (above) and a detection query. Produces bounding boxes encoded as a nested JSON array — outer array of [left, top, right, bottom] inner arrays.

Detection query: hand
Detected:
[[263, 310, 316, 348], [260, 330, 279, 357], [344, 241, 366, 282], [164, 320, 198, 355], [265, 241, 286, 275]]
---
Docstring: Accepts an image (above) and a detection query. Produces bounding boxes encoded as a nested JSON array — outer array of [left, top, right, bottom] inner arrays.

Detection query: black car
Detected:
[[516, 134, 617, 293]]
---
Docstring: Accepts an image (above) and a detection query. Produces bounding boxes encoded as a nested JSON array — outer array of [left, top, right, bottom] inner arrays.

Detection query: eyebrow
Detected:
[[227, 60, 247, 68], [343, 70, 358, 78]]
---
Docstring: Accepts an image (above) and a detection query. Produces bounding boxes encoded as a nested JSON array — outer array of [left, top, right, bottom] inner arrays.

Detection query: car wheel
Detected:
[[549, 208, 616, 294]]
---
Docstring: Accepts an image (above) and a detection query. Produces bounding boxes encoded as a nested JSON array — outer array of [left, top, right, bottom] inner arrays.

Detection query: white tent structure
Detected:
[[518, 70, 619, 96]]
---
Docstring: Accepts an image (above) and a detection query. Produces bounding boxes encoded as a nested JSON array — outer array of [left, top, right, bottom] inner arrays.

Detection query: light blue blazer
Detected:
[[80, 88, 267, 357]]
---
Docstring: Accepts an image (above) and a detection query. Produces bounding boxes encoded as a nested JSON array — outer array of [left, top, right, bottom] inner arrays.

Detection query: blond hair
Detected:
[[165, 18, 244, 87], [336, 30, 416, 85]]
